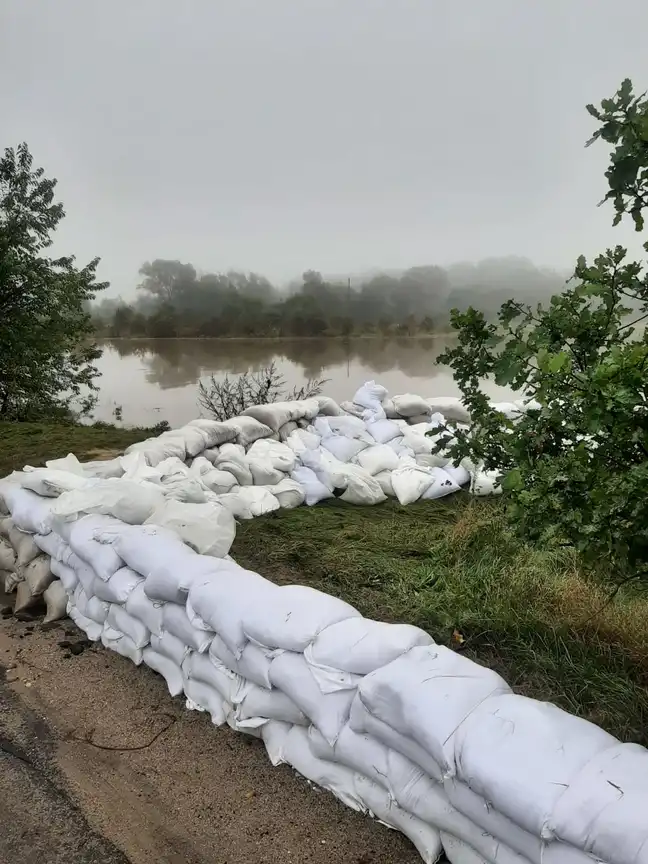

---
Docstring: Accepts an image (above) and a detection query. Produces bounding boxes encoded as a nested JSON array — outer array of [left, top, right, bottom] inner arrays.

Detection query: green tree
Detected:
[[0, 143, 107, 419], [438, 80, 648, 584]]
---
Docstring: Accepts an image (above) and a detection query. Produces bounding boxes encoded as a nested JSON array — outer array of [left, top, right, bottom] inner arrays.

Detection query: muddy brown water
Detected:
[[92, 336, 513, 427]]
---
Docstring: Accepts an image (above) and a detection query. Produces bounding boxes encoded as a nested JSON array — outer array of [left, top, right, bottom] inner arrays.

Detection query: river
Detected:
[[92, 337, 513, 427]]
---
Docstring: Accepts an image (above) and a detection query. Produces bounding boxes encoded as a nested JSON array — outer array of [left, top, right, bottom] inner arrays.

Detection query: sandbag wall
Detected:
[[1, 484, 646, 864]]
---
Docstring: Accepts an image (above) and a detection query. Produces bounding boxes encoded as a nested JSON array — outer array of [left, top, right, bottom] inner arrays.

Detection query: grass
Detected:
[[2, 420, 647, 745], [232, 495, 648, 746], [0, 421, 149, 477]]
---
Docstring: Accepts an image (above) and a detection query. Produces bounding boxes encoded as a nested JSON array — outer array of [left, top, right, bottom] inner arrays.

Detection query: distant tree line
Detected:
[[92, 257, 566, 339]]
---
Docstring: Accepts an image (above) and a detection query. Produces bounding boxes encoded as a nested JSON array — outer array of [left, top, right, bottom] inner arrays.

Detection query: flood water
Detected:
[[92, 337, 513, 427]]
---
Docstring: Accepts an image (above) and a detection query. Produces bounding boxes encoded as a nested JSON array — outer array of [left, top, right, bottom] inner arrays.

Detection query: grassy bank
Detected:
[[2, 422, 647, 746]]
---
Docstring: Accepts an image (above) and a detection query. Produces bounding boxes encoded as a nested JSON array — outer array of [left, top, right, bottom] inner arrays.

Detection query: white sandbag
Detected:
[[366, 417, 403, 445], [324, 414, 369, 438], [291, 466, 334, 506], [242, 403, 295, 433], [391, 465, 435, 505], [470, 468, 503, 497], [74, 584, 109, 624], [182, 650, 248, 705], [43, 580, 68, 623], [142, 647, 184, 696], [549, 743, 648, 864], [315, 396, 343, 416], [339, 469, 387, 506], [420, 468, 461, 500], [349, 694, 443, 781], [247, 438, 296, 473], [23, 555, 53, 596], [20, 467, 89, 497], [162, 474, 209, 504], [441, 832, 526, 864], [125, 583, 165, 636], [91, 566, 143, 604], [0, 538, 16, 571], [359, 645, 510, 778], [200, 468, 239, 494], [101, 624, 144, 665], [426, 397, 471, 425], [222, 415, 273, 447], [374, 470, 395, 497], [277, 420, 298, 441], [306, 617, 434, 682], [268, 478, 305, 510], [247, 458, 284, 487], [33, 531, 67, 561], [218, 487, 281, 519], [183, 677, 228, 725], [0, 515, 12, 539], [150, 630, 190, 667], [354, 775, 442, 864], [213, 458, 253, 486], [126, 434, 186, 465], [490, 402, 520, 421], [67, 552, 98, 596], [244, 584, 360, 653], [416, 452, 452, 469], [50, 558, 78, 594], [77, 457, 124, 479], [1, 484, 53, 534], [407, 412, 433, 425], [175, 425, 212, 457], [356, 445, 400, 476], [52, 479, 164, 525], [162, 602, 213, 653], [68, 604, 103, 641], [444, 464, 471, 487], [68, 514, 124, 581], [261, 720, 292, 765], [145, 499, 235, 558], [282, 724, 366, 812], [309, 725, 391, 792], [269, 652, 354, 745], [444, 779, 592, 864], [106, 604, 150, 649], [454, 693, 617, 840], [187, 418, 237, 447], [339, 400, 365, 418], [145, 543, 220, 604], [285, 428, 320, 455], [353, 381, 388, 412], [237, 682, 308, 726], [392, 393, 431, 418], [188, 567, 278, 657], [209, 634, 276, 690], [321, 434, 369, 463]]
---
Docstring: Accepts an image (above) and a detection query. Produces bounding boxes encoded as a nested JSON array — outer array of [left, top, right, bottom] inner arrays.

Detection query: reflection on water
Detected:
[[93, 337, 513, 427]]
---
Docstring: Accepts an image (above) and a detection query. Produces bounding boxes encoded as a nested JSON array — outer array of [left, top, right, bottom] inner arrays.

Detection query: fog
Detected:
[[3, 0, 648, 296]]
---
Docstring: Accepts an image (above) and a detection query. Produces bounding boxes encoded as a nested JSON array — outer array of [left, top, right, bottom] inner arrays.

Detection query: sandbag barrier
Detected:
[[0, 384, 644, 864]]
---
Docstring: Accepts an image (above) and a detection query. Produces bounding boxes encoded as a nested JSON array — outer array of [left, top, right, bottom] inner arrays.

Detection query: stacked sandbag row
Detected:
[[1, 476, 646, 864]]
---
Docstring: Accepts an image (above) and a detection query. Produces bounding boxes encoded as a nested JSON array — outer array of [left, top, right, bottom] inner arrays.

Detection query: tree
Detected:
[[0, 143, 107, 419], [438, 80, 648, 584], [138, 259, 197, 304]]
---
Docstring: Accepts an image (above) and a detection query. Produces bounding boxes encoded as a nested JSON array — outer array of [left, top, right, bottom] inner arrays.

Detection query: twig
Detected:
[[579, 574, 639, 626], [78, 714, 177, 752]]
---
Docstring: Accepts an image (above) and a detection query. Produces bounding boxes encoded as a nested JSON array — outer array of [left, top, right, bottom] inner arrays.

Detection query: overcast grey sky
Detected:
[[2, 0, 648, 296]]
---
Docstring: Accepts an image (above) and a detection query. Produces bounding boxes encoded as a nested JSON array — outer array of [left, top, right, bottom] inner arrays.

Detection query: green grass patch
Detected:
[[0, 421, 149, 478], [232, 495, 648, 746]]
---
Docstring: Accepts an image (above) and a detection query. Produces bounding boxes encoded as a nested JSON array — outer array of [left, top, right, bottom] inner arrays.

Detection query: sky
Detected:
[[2, 0, 648, 297]]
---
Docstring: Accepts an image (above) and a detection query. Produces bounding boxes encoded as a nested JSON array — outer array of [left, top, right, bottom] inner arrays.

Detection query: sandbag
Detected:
[[353, 381, 388, 412], [290, 466, 334, 506], [549, 743, 648, 864], [365, 417, 403, 445], [200, 468, 239, 494], [23, 555, 53, 596], [356, 444, 400, 476], [187, 418, 237, 447], [188, 567, 279, 657], [33, 531, 67, 562], [14, 579, 38, 612], [67, 552, 98, 596], [222, 415, 273, 447], [441, 832, 526, 864], [68, 604, 103, 641], [91, 566, 143, 604], [145, 499, 235, 558], [19, 467, 88, 497], [182, 650, 248, 705], [392, 393, 431, 418], [73, 585, 109, 625], [282, 724, 366, 812], [50, 558, 78, 594], [218, 487, 281, 519], [391, 465, 435, 505], [101, 624, 144, 665], [150, 630, 190, 667], [183, 678, 228, 725], [306, 617, 434, 687], [309, 725, 391, 793], [0, 538, 16, 571], [236, 682, 308, 727], [209, 634, 276, 690], [374, 470, 395, 497], [315, 396, 343, 416], [51, 479, 165, 525], [261, 720, 292, 765], [454, 693, 617, 839], [426, 397, 471, 425], [359, 646, 510, 778], [268, 478, 305, 510], [106, 604, 150, 649], [244, 584, 360, 653], [162, 602, 213, 653], [43, 580, 68, 623], [269, 651, 354, 745], [142, 647, 184, 696], [354, 775, 442, 864], [420, 467, 461, 500], [125, 583, 165, 636], [349, 695, 443, 781], [68, 514, 124, 581]]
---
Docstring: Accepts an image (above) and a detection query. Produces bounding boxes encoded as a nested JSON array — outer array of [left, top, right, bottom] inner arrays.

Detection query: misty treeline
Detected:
[[92, 257, 566, 339]]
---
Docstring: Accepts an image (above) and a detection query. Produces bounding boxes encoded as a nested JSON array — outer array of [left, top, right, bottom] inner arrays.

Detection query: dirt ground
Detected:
[[0, 608, 421, 864]]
